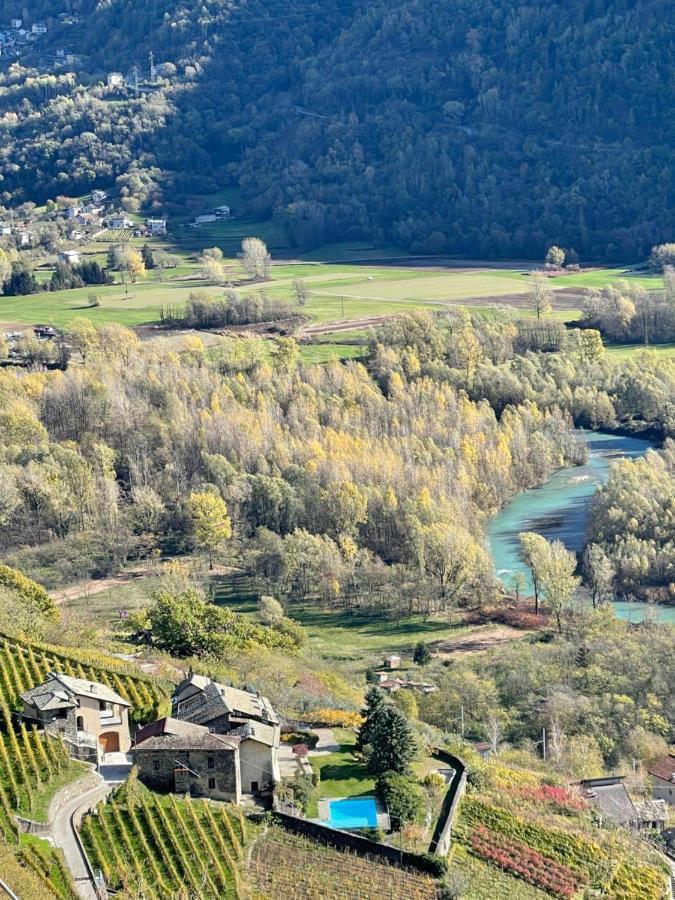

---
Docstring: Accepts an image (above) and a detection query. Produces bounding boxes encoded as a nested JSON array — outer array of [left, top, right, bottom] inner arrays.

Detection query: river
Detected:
[[486, 430, 675, 624]]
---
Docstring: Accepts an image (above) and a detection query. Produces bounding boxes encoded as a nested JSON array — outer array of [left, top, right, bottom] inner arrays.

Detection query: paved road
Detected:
[[51, 755, 132, 900]]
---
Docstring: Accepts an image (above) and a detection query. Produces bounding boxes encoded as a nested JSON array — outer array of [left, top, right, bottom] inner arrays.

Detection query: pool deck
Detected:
[[316, 796, 390, 831]]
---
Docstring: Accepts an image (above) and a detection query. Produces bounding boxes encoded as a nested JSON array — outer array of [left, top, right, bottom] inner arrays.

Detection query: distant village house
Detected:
[[146, 217, 167, 236], [648, 752, 675, 805], [59, 249, 80, 265]]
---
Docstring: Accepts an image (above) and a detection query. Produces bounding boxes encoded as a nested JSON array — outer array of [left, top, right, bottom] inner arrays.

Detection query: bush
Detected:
[[0, 565, 58, 620], [376, 771, 425, 825]]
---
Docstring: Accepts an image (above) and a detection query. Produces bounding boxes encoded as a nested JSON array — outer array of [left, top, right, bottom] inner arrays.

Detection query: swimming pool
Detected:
[[328, 797, 378, 829]]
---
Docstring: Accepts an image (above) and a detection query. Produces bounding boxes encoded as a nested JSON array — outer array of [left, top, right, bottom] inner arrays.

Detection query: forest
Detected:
[[0, 307, 672, 614], [0, 0, 673, 257]]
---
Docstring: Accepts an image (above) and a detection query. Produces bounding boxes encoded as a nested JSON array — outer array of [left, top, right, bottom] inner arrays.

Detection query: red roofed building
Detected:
[[648, 752, 675, 805]]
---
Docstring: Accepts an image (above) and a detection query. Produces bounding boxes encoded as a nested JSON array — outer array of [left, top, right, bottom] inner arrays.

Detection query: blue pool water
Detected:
[[328, 797, 378, 829]]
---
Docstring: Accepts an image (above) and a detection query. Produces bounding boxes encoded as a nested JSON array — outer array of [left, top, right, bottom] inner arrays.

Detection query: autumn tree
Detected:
[[528, 273, 553, 320], [545, 245, 565, 268], [240, 237, 272, 280], [67, 317, 99, 362], [186, 491, 232, 569], [538, 538, 580, 633], [519, 532, 549, 614], [293, 277, 308, 306], [582, 543, 614, 609]]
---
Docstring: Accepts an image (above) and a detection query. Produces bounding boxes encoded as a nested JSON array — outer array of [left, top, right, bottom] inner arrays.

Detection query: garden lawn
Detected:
[[306, 731, 374, 818]]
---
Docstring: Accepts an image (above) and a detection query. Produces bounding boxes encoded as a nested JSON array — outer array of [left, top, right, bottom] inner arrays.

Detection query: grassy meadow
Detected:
[[0, 226, 667, 363]]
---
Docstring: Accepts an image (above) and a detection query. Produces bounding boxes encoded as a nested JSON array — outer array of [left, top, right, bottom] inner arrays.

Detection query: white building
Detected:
[[31, 22, 47, 35], [214, 205, 231, 219], [192, 213, 217, 226], [0, 223, 11, 236], [146, 217, 167, 236], [59, 249, 80, 266], [107, 214, 134, 229], [107, 72, 125, 89]]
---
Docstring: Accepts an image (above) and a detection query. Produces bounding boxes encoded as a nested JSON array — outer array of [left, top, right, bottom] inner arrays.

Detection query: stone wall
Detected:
[[274, 812, 445, 877], [427, 749, 467, 857]]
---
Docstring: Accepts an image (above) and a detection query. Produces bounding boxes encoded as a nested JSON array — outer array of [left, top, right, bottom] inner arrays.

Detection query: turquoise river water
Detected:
[[486, 430, 675, 624]]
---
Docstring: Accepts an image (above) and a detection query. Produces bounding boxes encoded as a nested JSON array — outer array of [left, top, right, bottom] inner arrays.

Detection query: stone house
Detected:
[[648, 752, 675, 805], [170, 674, 280, 794], [134, 717, 241, 802], [21, 672, 131, 760], [382, 654, 401, 669]]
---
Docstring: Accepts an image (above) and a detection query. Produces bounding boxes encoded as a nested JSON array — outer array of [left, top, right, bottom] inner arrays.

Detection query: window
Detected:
[[153, 759, 161, 771], [99, 700, 111, 712], [207, 757, 215, 770], [208, 777, 216, 790], [76, 716, 84, 731]]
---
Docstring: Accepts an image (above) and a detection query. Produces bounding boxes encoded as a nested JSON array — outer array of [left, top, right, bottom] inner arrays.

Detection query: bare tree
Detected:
[[529, 272, 553, 320], [240, 237, 272, 280]]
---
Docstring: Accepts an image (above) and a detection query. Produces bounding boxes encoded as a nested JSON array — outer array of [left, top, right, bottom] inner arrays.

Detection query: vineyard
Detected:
[[0, 632, 170, 724], [456, 794, 668, 900], [80, 784, 250, 898], [97, 228, 134, 242], [247, 825, 438, 900], [0, 632, 169, 827]]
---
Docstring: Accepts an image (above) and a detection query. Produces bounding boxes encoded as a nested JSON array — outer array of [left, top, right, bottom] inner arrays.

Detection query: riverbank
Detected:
[[486, 429, 675, 623]]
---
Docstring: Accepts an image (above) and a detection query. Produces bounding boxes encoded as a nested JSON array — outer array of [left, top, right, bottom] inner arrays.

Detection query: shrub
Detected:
[[377, 771, 425, 825], [0, 565, 58, 621], [298, 708, 362, 729]]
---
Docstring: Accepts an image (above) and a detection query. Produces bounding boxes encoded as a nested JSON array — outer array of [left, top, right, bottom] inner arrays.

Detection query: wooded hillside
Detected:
[[0, 0, 673, 258]]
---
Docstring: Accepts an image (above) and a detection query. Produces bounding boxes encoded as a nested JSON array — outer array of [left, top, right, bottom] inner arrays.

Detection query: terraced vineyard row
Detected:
[[0, 633, 169, 723], [248, 826, 439, 900], [81, 788, 249, 899]]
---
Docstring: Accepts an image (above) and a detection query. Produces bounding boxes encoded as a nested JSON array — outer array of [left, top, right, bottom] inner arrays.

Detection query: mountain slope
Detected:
[[0, 0, 673, 258]]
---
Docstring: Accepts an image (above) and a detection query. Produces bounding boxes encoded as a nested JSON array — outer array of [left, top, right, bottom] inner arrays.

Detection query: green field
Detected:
[[603, 342, 675, 360], [0, 241, 665, 344]]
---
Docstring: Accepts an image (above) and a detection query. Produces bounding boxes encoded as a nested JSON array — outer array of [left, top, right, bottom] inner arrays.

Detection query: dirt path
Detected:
[[51, 559, 234, 604], [431, 625, 533, 658], [50, 564, 158, 604]]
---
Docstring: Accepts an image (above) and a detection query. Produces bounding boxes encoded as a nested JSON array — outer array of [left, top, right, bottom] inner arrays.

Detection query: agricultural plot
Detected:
[[0, 837, 77, 900], [455, 790, 667, 899], [81, 788, 249, 899], [96, 228, 133, 242], [248, 825, 438, 900]]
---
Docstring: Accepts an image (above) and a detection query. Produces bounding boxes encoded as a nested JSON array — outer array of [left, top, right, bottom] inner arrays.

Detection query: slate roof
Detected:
[[579, 777, 637, 826], [648, 753, 675, 783], [228, 718, 278, 747], [634, 799, 668, 822], [135, 716, 210, 745], [173, 674, 278, 726], [21, 672, 129, 709], [134, 724, 239, 753]]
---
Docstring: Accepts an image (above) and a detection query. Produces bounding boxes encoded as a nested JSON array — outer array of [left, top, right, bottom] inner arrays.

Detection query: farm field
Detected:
[[247, 825, 438, 900], [0, 238, 663, 334], [603, 342, 675, 360]]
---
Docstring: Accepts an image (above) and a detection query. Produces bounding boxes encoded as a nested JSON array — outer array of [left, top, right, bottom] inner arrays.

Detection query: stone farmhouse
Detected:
[[21, 672, 131, 760], [134, 717, 241, 801], [133, 674, 280, 799]]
